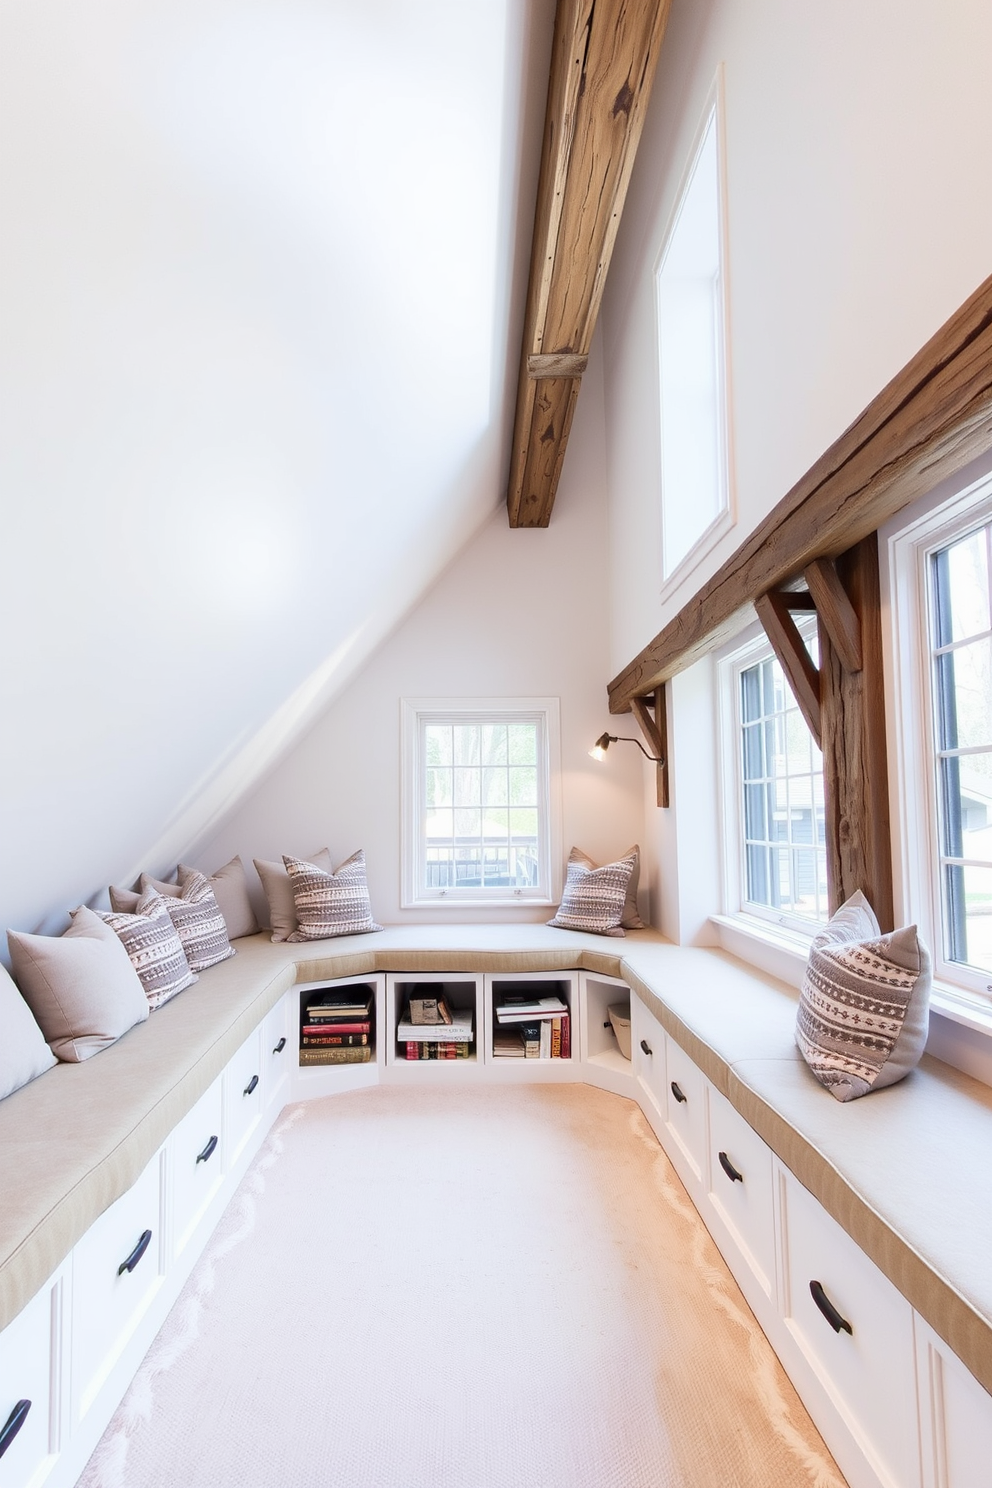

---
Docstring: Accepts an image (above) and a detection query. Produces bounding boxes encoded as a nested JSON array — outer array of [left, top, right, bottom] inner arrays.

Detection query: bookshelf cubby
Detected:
[[385, 973, 481, 1067], [486, 972, 575, 1064], [579, 972, 633, 1097], [295, 975, 384, 1091]]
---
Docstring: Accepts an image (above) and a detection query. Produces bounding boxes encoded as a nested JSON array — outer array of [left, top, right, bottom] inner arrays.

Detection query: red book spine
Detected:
[[405, 1041, 420, 1060], [301, 1022, 370, 1036], [561, 1012, 570, 1059]]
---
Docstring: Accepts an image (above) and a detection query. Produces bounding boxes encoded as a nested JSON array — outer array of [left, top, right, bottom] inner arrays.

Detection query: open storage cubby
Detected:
[[580, 972, 633, 1095], [295, 975, 384, 1090], [485, 971, 577, 1067], [385, 974, 481, 1067]]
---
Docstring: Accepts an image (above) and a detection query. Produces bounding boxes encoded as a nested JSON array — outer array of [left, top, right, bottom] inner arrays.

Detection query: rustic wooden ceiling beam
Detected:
[[507, 0, 673, 528], [608, 270, 992, 712]]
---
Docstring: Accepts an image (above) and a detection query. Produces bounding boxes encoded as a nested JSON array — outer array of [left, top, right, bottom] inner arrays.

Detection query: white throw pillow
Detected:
[[0, 962, 57, 1097]]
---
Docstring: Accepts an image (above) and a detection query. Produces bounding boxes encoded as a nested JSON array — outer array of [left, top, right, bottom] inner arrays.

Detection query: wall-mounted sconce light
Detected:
[[589, 731, 664, 764]]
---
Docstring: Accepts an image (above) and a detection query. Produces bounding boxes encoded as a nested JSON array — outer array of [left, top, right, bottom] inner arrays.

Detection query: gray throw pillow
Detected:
[[795, 891, 931, 1102], [568, 845, 645, 929], [8, 906, 149, 1062], [98, 889, 197, 1010], [201, 856, 259, 940], [254, 849, 333, 942], [547, 850, 638, 937], [139, 866, 236, 972], [0, 962, 57, 1097], [284, 851, 383, 940]]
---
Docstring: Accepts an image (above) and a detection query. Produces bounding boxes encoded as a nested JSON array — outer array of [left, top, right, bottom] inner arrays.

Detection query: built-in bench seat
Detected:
[[2, 924, 990, 1405]]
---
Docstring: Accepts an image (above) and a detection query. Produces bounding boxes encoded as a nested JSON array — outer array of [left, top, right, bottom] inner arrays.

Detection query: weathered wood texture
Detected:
[[817, 537, 893, 929], [507, 0, 673, 527], [804, 557, 862, 672], [754, 591, 822, 749], [608, 270, 992, 710], [630, 685, 669, 806], [527, 352, 590, 378]]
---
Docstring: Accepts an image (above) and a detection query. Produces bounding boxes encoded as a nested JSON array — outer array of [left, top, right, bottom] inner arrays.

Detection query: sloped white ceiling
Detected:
[[0, 0, 554, 934]]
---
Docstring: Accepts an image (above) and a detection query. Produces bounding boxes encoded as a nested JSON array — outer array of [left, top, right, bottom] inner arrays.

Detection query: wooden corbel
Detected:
[[754, 589, 822, 748], [630, 685, 669, 808], [803, 557, 862, 672]]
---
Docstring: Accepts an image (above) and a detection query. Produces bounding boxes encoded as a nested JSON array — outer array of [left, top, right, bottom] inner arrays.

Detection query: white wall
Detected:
[[602, 0, 992, 941], [193, 340, 649, 925]]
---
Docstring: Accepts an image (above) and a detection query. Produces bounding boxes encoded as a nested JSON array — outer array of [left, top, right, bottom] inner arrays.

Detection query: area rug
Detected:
[[78, 1084, 846, 1488]]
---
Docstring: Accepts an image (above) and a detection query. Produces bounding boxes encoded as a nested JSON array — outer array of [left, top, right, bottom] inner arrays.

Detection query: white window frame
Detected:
[[400, 697, 561, 910], [885, 467, 992, 1020], [655, 68, 736, 598], [716, 621, 827, 941]]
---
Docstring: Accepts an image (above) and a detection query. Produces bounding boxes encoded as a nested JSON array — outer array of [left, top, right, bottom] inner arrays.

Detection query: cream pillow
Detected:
[[284, 851, 383, 940], [7, 906, 149, 1062], [98, 889, 197, 1010], [796, 891, 931, 1102], [254, 849, 333, 942], [568, 845, 645, 929], [0, 962, 57, 1097]]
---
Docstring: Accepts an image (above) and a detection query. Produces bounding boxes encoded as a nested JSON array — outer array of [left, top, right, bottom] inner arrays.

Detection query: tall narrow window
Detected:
[[656, 82, 733, 586], [929, 520, 992, 975], [737, 643, 827, 927]]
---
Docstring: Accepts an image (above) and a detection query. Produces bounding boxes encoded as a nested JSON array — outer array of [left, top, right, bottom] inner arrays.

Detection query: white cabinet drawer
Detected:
[[0, 1280, 58, 1488], [663, 1035, 706, 1186], [223, 1027, 263, 1168], [631, 1000, 665, 1120], [706, 1086, 776, 1300], [915, 1314, 992, 1488], [170, 1075, 225, 1259], [782, 1171, 920, 1488], [71, 1155, 163, 1425], [261, 996, 292, 1113]]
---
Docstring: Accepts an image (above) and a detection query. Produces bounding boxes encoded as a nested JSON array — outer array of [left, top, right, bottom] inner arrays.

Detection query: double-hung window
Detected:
[[401, 698, 560, 908], [720, 629, 828, 932]]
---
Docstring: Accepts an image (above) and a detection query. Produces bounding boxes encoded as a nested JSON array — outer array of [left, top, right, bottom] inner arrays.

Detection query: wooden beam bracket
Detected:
[[754, 590, 822, 749], [630, 686, 669, 807], [804, 557, 862, 671]]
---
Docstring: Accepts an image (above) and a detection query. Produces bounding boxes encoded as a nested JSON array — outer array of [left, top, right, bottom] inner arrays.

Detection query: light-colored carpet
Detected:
[[78, 1085, 846, 1488]]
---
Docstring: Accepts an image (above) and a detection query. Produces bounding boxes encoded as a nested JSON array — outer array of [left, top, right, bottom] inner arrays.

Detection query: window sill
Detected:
[[401, 897, 556, 911], [709, 913, 811, 991], [928, 982, 992, 1038]]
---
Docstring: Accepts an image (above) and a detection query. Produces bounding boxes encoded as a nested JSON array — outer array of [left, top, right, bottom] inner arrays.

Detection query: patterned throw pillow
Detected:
[[254, 849, 334, 942], [567, 846, 645, 929], [98, 889, 197, 1010], [547, 850, 638, 937], [796, 891, 931, 1102], [284, 851, 383, 941], [138, 866, 236, 973]]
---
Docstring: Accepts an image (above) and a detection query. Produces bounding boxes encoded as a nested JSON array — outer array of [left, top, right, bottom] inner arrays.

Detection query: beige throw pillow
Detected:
[[0, 962, 57, 1097], [98, 889, 197, 1010], [568, 846, 645, 929], [202, 856, 259, 940], [284, 851, 383, 941], [139, 866, 236, 972], [796, 891, 931, 1102], [7, 906, 149, 1062], [254, 849, 333, 942]]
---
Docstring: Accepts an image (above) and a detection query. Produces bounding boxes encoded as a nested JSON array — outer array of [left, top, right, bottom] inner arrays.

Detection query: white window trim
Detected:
[[715, 619, 826, 944], [883, 466, 992, 1022], [400, 697, 562, 910], [655, 66, 737, 600]]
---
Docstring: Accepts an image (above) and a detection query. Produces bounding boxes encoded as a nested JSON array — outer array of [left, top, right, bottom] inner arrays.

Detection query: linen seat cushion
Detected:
[[795, 890, 931, 1102], [254, 849, 334, 942], [98, 889, 197, 1010], [568, 845, 645, 929], [134, 866, 236, 973], [547, 849, 638, 937], [284, 851, 383, 940], [0, 963, 57, 1097], [7, 906, 149, 1061]]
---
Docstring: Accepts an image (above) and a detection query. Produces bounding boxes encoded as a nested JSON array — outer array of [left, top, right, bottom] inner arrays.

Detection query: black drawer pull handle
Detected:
[[118, 1229, 153, 1276], [0, 1400, 31, 1460], [670, 1080, 687, 1104], [604, 1021, 612, 1029], [273, 1037, 286, 1054], [244, 1074, 259, 1097], [196, 1135, 218, 1165], [809, 1280, 853, 1335], [640, 1039, 652, 1056], [718, 1150, 743, 1183]]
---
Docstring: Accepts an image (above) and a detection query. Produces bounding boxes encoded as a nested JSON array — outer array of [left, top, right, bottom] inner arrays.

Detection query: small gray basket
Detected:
[[608, 1003, 631, 1060]]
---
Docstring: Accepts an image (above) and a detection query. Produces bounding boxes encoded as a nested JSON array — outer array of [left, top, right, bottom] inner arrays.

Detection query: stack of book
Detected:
[[397, 990, 473, 1060], [493, 991, 570, 1059], [300, 987, 374, 1066]]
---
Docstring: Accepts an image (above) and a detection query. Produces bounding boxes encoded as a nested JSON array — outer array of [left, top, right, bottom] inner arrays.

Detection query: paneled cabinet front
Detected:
[[631, 999, 666, 1124], [662, 1034, 707, 1191], [70, 1153, 163, 1426], [170, 1075, 225, 1261], [706, 1085, 776, 1303], [781, 1169, 921, 1488], [261, 996, 292, 1113], [223, 1027, 263, 1168], [0, 1279, 59, 1488]]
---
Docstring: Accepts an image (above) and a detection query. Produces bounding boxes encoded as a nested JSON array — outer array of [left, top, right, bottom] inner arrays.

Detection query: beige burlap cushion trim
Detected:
[[547, 850, 638, 937], [796, 891, 931, 1102], [98, 890, 197, 1010], [284, 851, 383, 941]]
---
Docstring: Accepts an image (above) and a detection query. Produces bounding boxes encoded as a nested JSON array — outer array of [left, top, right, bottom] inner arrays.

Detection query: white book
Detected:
[[540, 1020, 552, 1058], [397, 1008, 473, 1042], [496, 998, 568, 1023]]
